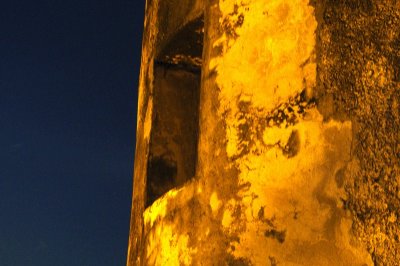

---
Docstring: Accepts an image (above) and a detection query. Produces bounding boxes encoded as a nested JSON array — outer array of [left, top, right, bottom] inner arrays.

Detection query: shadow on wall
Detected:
[[146, 16, 204, 207]]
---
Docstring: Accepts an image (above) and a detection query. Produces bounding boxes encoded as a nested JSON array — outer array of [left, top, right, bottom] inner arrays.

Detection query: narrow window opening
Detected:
[[146, 16, 204, 207]]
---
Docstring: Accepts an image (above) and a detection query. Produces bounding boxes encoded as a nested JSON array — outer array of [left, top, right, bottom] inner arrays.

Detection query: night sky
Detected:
[[0, 0, 144, 265]]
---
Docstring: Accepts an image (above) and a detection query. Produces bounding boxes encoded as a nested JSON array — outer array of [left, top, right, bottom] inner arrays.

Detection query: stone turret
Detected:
[[127, 1, 400, 265]]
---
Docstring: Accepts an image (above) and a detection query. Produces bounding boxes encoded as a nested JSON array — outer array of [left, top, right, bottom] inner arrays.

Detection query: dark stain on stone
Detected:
[[283, 130, 300, 158], [227, 256, 252, 266], [264, 216, 276, 228], [316, 93, 334, 121], [258, 206, 265, 220], [335, 167, 345, 188], [293, 209, 299, 220], [264, 229, 286, 244], [392, 56, 400, 82], [236, 14, 244, 27], [268, 256, 278, 266], [221, 3, 247, 39], [348, 0, 374, 14], [231, 99, 260, 159], [265, 89, 316, 128]]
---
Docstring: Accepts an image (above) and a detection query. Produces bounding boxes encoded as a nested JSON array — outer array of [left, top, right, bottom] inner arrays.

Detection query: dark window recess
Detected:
[[146, 16, 204, 207]]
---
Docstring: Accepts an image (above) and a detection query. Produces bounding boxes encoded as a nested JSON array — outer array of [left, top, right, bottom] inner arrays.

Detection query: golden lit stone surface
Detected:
[[127, 0, 400, 265]]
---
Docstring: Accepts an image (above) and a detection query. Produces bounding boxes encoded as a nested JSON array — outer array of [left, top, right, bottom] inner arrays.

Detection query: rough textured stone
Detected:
[[316, 1, 400, 264], [127, 0, 399, 265]]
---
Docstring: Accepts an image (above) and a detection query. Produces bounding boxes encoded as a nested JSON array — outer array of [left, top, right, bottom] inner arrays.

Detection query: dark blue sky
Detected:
[[0, 0, 144, 265]]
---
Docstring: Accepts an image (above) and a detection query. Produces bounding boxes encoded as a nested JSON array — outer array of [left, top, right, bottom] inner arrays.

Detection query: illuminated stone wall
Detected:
[[127, 0, 399, 265]]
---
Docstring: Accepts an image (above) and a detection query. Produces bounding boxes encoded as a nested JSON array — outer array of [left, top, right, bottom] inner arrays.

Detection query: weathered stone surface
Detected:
[[127, 0, 399, 265], [316, 1, 400, 264]]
